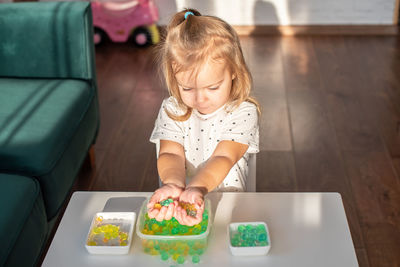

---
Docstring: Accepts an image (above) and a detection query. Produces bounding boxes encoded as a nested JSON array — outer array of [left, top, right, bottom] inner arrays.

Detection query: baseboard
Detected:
[[158, 25, 398, 36], [394, 0, 400, 25], [233, 25, 399, 36]]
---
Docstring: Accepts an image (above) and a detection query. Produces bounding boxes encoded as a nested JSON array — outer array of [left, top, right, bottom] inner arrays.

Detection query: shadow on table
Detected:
[[102, 196, 147, 214], [206, 193, 224, 223]]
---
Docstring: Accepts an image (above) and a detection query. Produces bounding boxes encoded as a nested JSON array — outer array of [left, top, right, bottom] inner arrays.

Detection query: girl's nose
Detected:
[[196, 89, 207, 103]]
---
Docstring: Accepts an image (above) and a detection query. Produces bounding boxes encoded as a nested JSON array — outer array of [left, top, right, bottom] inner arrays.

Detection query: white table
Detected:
[[42, 192, 358, 267]]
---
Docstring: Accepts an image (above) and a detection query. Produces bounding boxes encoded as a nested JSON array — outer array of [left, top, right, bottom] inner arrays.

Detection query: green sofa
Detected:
[[0, 2, 99, 266]]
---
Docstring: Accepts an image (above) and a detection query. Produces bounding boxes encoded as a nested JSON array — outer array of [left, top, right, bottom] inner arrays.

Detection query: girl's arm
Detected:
[[158, 139, 186, 188], [187, 140, 249, 193], [175, 140, 248, 226], [147, 140, 186, 221]]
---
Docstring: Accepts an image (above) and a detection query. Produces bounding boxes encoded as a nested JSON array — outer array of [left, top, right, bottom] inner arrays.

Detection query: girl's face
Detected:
[[175, 59, 234, 115]]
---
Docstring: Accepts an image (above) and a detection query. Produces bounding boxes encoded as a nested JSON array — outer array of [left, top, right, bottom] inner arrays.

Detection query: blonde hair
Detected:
[[156, 8, 260, 121]]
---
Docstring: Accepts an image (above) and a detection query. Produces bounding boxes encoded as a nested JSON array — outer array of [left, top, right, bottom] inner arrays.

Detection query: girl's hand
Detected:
[[147, 183, 183, 221], [174, 186, 206, 226]]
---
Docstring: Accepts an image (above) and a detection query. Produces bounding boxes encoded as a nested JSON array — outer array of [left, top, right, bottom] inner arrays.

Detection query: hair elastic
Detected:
[[184, 11, 194, 20]]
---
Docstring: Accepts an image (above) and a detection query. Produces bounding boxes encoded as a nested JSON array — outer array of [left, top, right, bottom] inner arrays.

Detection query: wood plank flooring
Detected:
[[70, 36, 400, 267]]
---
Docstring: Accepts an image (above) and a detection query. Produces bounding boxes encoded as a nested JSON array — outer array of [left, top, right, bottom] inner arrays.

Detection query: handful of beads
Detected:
[[230, 224, 269, 247], [179, 201, 197, 217], [153, 198, 198, 217], [153, 198, 174, 209], [87, 216, 129, 246]]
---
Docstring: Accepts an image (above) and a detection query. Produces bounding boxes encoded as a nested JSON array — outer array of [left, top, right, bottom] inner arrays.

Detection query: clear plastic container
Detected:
[[136, 198, 212, 263], [85, 212, 136, 255], [228, 221, 271, 256]]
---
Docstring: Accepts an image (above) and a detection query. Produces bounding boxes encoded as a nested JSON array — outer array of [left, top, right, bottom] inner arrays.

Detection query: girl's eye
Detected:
[[209, 86, 219, 90], [182, 87, 192, 91]]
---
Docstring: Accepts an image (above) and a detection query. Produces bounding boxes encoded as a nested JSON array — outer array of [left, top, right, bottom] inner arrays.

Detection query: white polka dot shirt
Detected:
[[150, 97, 259, 191]]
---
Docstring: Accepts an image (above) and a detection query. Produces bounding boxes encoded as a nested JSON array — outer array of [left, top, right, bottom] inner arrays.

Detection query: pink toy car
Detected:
[[91, 0, 159, 47]]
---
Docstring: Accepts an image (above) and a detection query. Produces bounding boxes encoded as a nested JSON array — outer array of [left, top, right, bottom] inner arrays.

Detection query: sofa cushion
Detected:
[[0, 78, 93, 175], [0, 174, 47, 267], [39, 93, 98, 219]]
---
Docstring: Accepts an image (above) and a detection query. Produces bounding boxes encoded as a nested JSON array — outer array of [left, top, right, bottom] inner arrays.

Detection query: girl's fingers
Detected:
[[178, 206, 185, 222], [149, 185, 205, 225], [148, 185, 177, 209], [147, 200, 158, 209], [191, 193, 200, 204], [174, 208, 182, 224], [195, 196, 204, 207], [195, 209, 203, 222], [164, 203, 174, 220], [176, 207, 186, 225], [178, 193, 185, 203], [182, 213, 195, 226], [148, 191, 164, 208], [147, 208, 159, 218], [186, 216, 201, 226], [195, 201, 205, 213], [175, 207, 184, 224], [183, 209, 196, 226], [179, 191, 203, 207], [185, 207, 202, 226], [147, 196, 157, 208], [155, 206, 167, 221]]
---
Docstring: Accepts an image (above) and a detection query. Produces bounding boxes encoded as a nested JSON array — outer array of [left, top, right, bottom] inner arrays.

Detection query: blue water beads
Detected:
[[230, 224, 269, 247]]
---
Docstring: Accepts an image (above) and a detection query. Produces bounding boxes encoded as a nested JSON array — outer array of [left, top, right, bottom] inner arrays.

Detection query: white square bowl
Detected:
[[85, 212, 136, 255], [228, 221, 271, 256]]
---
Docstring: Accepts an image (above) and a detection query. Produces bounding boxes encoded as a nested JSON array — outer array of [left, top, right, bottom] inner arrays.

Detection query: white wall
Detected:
[[34, 0, 398, 25], [155, 0, 397, 25]]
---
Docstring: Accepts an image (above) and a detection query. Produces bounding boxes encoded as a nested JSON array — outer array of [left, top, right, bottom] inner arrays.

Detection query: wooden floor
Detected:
[[71, 36, 400, 267]]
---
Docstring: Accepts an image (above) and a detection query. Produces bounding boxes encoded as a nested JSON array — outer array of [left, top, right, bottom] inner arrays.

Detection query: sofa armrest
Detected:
[[0, 1, 96, 81]]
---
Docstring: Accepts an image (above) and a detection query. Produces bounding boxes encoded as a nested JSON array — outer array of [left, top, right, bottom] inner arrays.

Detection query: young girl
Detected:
[[147, 9, 260, 226]]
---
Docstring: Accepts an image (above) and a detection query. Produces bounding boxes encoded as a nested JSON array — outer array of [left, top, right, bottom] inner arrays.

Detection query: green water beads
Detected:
[[161, 251, 169, 261], [141, 209, 210, 264], [192, 255, 200, 263], [231, 224, 269, 247], [141, 210, 209, 236], [160, 198, 174, 206], [177, 255, 185, 264], [142, 239, 207, 264]]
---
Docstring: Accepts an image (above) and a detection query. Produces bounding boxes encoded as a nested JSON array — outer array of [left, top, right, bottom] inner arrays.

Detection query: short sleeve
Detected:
[[220, 102, 259, 153], [150, 97, 185, 146]]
